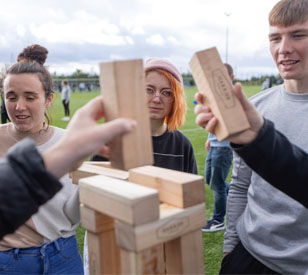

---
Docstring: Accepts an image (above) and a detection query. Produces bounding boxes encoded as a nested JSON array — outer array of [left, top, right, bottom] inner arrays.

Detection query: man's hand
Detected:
[[194, 82, 264, 145]]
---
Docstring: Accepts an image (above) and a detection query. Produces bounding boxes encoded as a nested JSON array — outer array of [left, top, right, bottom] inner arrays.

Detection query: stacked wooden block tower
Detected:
[[72, 59, 206, 274]]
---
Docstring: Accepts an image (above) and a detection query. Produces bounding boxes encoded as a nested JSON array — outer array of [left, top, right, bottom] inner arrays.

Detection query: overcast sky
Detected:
[[0, 0, 280, 79]]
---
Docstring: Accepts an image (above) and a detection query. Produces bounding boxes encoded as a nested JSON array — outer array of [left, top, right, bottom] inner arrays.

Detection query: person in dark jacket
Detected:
[[0, 96, 136, 240], [195, 82, 308, 208]]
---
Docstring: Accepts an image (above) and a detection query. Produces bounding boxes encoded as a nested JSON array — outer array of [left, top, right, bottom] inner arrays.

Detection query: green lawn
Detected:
[[49, 84, 261, 274]]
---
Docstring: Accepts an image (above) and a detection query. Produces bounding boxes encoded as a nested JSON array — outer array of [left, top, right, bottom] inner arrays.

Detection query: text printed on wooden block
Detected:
[[190, 47, 250, 141]]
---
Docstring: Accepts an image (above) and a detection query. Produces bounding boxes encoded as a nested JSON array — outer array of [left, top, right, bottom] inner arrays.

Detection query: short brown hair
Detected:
[[269, 0, 308, 26], [224, 63, 233, 78]]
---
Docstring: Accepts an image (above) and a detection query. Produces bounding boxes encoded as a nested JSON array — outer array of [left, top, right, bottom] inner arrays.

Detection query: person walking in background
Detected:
[[0, 44, 83, 274], [202, 64, 234, 232], [61, 80, 71, 121], [79, 82, 85, 92]]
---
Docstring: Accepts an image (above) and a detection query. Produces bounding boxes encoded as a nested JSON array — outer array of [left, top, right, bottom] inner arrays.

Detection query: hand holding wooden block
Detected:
[[190, 47, 250, 141], [99, 59, 153, 170]]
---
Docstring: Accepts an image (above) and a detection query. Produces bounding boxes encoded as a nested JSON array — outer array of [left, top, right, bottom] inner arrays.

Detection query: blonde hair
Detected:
[[146, 68, 186, 132]]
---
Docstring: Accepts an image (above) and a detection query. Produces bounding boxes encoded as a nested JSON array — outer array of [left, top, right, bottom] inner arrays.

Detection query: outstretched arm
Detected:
[[0, 96, 135, 239], [194, 83, 308, 208], [232, 118, 308, 208]]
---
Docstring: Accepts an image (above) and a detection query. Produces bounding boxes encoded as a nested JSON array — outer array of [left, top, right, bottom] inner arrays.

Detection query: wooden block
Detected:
[[189, 47, 250, 141], [165, 230, 204, 274], [84, 161, 112, 168], [129, 166, 205, 208], [99, 59, 153, 170], [87, 230, 121, 274], [81, 206, 121, 274], [71, 162, 128, 184], [80, 204, 114, 232], [79, 175, 160, 225], [115, 203, 206, 251], [120, 244, 165, 274]]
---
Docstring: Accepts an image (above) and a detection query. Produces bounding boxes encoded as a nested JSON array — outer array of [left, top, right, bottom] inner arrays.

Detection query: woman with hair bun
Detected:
[[0, 44, 83, 274]]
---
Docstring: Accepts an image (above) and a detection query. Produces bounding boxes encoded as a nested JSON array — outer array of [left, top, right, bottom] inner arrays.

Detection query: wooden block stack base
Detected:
[[165, 230, 204, 274], [120, 244, 165, 274], [74, 166, 206, 275], [80, 205, 121, 274]]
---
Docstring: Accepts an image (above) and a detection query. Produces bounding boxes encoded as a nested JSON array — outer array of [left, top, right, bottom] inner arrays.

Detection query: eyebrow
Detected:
[[6, 91, 38, 96], [269, 28, 308, 38]]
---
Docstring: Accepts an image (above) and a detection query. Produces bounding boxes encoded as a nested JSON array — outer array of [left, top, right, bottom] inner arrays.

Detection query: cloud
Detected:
[[0, 0, 281, 75], [16, 25, 26, 37], [146, 34, 165, 46], [29, 10, 134, 46]]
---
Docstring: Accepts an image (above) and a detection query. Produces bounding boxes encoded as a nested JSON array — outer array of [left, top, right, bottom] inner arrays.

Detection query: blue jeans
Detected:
[[0, 235, 83, 274], [205, 146, 233, 223]]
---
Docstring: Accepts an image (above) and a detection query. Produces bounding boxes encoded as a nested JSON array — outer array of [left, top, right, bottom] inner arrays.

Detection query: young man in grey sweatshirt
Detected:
[[219, 0, 308, 273], [195, 0, 308, 273]]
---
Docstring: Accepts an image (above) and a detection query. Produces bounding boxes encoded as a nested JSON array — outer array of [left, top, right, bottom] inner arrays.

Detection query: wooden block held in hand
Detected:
[[129, 165, 205, 208], [190, 47, 250, 141], [99, 59, 153, 170]]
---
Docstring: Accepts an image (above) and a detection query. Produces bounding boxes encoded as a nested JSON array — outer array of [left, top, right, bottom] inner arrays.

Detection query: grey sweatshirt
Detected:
[[225, 85, 308, 274]]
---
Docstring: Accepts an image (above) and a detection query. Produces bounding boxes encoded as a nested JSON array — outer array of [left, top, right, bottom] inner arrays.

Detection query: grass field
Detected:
[[49, 84, 261, 274]]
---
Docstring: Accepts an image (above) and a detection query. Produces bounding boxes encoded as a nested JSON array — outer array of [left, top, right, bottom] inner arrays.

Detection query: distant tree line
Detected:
[[52, 69, 282, 90], [53, 69, 98, 80]]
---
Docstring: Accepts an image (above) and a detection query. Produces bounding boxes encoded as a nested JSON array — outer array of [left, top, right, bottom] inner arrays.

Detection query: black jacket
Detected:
[[0, 138, 62, 239], [232, 119, 308, 208]]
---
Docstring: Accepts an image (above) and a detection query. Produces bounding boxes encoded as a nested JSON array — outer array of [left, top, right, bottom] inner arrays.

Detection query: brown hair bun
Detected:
[[17, 44, 48, 65]]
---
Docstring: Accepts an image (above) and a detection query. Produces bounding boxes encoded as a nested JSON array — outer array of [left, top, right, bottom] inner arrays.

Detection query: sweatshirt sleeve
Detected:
[[0, 138, 62, 239], [232, 119, 308, 208], [223, 150, 252, 253]]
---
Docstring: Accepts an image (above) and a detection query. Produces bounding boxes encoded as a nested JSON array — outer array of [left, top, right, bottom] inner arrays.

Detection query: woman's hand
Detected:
[[43, 96, 136, 178]]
